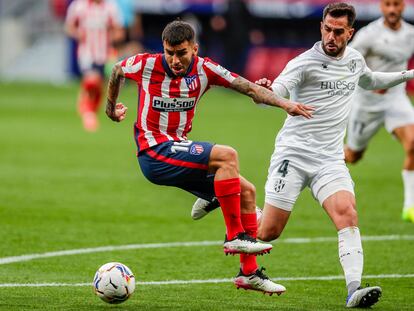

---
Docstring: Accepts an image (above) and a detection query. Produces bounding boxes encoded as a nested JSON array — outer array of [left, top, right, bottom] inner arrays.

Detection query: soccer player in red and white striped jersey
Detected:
[[65, 0, 123, 131], [106, 20, 313, 294]]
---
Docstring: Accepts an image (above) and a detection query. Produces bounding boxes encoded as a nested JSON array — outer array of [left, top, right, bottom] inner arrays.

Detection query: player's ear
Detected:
[[348, 27, 355, 41], [193, 43, 199, 56]]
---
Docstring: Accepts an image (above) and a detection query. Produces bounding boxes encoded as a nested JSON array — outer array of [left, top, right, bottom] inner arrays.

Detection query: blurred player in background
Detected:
[[106, 20, 313, 294], [345, 0, 414, 223], [193, 2, 414, 307], [65, 0, 123, 132]]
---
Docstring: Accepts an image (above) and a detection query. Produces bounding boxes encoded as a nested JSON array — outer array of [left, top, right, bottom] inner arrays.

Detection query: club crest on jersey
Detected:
[[347, 60, 357, 73], [274, 178, 286, 193], [185, 75, 198, 91], [190, 144, 204, 155]]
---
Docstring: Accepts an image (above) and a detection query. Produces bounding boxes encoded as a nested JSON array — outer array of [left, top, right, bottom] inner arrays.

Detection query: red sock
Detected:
[[240, 213, 259, 275], [77, 92, 89, 115], [81, 75, 102, 113], [90, 87, 102, 113], [214, 178, 244, 240]]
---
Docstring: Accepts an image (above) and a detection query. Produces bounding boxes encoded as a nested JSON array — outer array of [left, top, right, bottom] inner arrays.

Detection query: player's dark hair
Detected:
[[323, 2, 356, 27], [162, 20, 195, 46]]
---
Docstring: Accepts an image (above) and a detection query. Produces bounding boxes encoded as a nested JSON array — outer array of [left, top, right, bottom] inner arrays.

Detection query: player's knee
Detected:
[[225, 147, 238, 163], [335, 201, 358, 225], [219, 147, 239, 171]]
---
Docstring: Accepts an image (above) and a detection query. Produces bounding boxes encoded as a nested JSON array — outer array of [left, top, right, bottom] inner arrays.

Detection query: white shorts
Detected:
[[264, 148, 354, 211], [347, 91, 414, 152]]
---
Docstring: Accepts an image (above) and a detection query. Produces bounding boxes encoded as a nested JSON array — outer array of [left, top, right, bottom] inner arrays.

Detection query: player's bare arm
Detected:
[[106, 63, 127, 122], [65, 22, 81, 41], [230, 76, 314, 118]]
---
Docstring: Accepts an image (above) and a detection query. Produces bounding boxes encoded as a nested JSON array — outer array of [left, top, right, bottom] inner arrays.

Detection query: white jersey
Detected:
[[272, 42, 368, 159], [351, 18, 414, 107]]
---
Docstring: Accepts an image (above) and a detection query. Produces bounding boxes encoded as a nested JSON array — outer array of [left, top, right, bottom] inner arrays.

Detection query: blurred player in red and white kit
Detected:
[[65, 0, 123, 131], [105, 20, 313, 294]]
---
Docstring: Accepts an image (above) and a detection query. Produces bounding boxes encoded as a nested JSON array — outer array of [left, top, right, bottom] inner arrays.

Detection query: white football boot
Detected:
[[234, 267, 286, 296], [223, 232, 272, 255], [346, 286, 382, 308], [191, 197, 220, 220]]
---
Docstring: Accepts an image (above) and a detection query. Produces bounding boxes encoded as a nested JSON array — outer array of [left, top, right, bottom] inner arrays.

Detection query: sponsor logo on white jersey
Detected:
[[320, 80, 356, 97], [152, 96, 197, 112]]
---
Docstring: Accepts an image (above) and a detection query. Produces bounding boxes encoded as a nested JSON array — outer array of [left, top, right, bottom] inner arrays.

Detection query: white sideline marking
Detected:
[[0, 235, 413, 266], [0, 274, 413, 288]]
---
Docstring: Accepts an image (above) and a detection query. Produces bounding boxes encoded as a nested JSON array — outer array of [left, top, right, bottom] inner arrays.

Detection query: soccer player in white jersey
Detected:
[[192, 2, 414, 307], [106, 20, 313, 295], [65, 0, 123, 131], [345, 0, 414, 223]]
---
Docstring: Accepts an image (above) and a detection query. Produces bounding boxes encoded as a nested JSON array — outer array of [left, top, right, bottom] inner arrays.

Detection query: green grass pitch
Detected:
[[0, 82, 413, 310]]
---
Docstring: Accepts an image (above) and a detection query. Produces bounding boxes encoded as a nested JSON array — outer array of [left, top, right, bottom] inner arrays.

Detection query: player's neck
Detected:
[[384, 19, 402, 31]]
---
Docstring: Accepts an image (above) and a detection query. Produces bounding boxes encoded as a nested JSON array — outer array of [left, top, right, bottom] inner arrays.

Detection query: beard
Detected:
[[322, 42, 345, 57]]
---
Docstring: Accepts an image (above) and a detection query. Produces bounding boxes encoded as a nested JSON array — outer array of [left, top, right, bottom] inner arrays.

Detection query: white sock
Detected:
[[402, 170, 414, 210], [338, 226, 363, 295]]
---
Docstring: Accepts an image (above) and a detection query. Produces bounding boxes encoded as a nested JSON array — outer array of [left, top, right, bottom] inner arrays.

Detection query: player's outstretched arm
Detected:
[[359, 69, 414, 90], [106, 63, 128, 122], [230, 76, 314, 118]]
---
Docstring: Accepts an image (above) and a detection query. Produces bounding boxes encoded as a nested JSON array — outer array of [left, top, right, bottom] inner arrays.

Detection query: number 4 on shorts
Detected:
[[277, 160, 290, 177]]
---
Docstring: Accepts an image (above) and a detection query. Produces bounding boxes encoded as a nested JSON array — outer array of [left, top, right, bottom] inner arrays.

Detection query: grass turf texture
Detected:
[[0, 82, 413, 310]]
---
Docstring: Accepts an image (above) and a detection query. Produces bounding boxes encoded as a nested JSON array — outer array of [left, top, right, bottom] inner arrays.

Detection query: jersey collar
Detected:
[[162, 55, 196, 78]]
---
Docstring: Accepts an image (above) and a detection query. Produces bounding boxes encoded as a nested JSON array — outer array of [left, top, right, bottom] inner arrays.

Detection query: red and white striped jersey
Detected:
[[120, 53, 238, 152], [66, 0, 121, 68]]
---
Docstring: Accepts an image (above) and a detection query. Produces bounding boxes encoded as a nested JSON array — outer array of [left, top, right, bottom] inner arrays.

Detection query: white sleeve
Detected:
[[349, 28, 370, 56], [358, 66, 414, 90], [108, 2, 123, 28], [65, 0, 79, 26], [271, 57, 305, 98]]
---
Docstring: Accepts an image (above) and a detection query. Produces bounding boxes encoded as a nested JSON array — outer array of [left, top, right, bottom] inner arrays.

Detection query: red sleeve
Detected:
[[203, 57, 239, 87], [120, 54, 146, 83]]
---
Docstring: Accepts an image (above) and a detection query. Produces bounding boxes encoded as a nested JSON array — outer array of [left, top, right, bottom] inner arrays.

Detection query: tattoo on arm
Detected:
[[230, 76, 253, 95], [230, 76, 287, 109], [106, 63, 125, 119]]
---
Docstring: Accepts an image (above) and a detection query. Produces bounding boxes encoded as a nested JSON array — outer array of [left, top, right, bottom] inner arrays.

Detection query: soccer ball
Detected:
[[93, 262, 135, 304]]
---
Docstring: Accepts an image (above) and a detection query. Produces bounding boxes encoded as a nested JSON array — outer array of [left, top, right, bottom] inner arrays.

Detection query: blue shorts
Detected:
[[138, 140, 216, 201]]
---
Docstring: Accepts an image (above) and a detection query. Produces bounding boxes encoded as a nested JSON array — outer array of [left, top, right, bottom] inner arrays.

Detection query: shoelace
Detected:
[[254, 267, 270, 280], [238, 232, 257, 243], [356, 283, 371, 291]]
